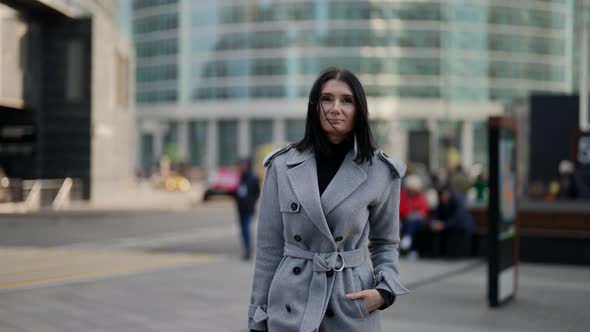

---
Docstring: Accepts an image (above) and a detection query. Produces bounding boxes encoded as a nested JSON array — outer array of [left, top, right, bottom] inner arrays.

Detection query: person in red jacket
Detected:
[[399, 174, 429, 257]]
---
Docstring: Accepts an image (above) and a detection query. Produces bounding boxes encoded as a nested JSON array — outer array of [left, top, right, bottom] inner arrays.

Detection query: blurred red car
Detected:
[[203, 168, 240, 201]]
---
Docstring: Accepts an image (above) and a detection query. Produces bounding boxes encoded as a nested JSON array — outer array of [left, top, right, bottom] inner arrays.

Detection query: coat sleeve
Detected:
[[368, 177, 410, 297], [248, 164, 284, 331]]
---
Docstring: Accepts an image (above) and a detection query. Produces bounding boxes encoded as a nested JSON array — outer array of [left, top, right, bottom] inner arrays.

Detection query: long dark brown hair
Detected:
[[294, 67, 376, 164]]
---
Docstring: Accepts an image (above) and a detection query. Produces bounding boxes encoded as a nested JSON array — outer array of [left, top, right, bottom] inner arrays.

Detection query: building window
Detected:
[[136, 38, 178, 58], [189, 121, 207, 167], [141, 133, 154, 173], [137, 90, 177, 104], [218, 120, 238, 167], [369, 120, 390, 150], [250, 119, 273, 156], [133, 13, 178, 34], [66, 40, 84, 102], [473, 121, 488, 168], [133, 0, 178, 10], [136, 64, 177, 82], [286, 119, 305, 143]]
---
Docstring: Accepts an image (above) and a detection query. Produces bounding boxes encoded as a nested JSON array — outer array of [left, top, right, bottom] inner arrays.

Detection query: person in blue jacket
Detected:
[[235, 158, 260, 260], [428, 187, 474, 258]]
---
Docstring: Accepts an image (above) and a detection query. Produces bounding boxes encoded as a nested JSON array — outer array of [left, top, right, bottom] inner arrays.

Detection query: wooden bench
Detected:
[[469, 201, 590, 265]]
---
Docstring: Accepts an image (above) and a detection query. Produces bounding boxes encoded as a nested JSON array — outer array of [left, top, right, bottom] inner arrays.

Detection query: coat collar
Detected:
[[286, 146, 314, 167], [285, 147, 367, 242], [321, 150, 367, 216]]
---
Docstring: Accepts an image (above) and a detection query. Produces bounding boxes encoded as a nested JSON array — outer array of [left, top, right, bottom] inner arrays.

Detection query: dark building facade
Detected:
[[0, 0, 134, 201]]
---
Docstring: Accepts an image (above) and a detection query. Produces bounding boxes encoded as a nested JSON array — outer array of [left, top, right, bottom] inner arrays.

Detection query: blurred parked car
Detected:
[[203, 168, 240, 201]]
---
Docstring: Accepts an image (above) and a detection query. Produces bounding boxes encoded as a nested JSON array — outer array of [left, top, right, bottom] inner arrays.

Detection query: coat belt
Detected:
[[283, 243, 366, 332]]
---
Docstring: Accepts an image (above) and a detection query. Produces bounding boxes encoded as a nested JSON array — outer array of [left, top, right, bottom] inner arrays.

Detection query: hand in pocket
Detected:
[[345, 289, 384, 313]]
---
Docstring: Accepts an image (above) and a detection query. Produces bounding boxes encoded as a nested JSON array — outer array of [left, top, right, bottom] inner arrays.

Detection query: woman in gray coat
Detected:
[[248, 68, 408, 332]]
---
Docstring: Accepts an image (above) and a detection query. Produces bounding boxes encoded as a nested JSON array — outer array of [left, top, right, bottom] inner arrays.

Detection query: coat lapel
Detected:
[[286, 149, 334, 241], [320, 150, 367, 216]]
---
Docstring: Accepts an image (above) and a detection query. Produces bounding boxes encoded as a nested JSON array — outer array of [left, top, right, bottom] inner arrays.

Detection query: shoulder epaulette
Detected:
[[263, 144, 293, 167], [377, 150, 406, 178]]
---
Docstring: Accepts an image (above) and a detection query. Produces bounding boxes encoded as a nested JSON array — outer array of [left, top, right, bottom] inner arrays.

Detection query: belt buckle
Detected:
[[333, 252, 345, 272]]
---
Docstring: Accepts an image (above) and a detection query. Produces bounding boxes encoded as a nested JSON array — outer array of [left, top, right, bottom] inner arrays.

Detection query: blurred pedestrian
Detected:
[[557, 160, 577, 200], [399, 174, 429, 259], [473, 172, 489, 203], [248, 68, 408, 331], [449, 165, 471, 201], [428, 187, 474, 258], [235, 158, 260, 260], [573, 164, 590, 199]]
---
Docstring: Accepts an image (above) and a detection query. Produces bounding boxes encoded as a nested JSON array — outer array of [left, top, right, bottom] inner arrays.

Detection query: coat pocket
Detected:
[[354, 264, 376, 318], [339, 269, 369, 319], [354, 275, 370, 318]]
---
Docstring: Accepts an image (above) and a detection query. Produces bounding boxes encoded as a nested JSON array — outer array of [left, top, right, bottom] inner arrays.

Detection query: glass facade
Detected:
[[132, 0, 179, 104], [189, 121, 207, 167], [132, 0, 572, 105], [286, 119, 305, 143], [370, 120, 391, 150], [183, 0, 571, 104], [250, 120, 274, 156], [473, 121, 489, 167], [141, 133, 154, 172], [218, 120, 238, 167], [131, 0, 575, 171]]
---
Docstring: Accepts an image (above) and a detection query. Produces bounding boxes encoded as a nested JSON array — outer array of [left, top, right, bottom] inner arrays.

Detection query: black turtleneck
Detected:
[[316, 140, 352, 196]]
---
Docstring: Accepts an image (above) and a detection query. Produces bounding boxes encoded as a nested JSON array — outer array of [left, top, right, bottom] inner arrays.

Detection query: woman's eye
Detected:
[[343, 98, 353, 104], [320, 96, 332, 102]]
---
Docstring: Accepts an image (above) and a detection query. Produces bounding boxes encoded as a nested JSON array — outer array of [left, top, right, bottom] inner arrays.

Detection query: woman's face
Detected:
[[318, 79, 356, 144]]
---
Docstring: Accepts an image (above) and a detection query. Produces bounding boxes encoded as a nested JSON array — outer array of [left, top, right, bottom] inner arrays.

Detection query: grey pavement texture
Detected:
[[1, 256, 589, 332], [1, 202, 589, 331]]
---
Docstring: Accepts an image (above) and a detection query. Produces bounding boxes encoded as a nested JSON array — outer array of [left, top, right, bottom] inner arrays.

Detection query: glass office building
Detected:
[[131, 0, 576, 173]]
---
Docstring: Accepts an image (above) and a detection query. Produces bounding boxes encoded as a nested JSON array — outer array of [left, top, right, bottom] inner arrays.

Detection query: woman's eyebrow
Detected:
[[321, 92, 353, 97]]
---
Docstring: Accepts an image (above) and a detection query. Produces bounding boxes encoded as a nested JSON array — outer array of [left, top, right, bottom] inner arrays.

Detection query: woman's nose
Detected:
[[331, 100, 343, 113]]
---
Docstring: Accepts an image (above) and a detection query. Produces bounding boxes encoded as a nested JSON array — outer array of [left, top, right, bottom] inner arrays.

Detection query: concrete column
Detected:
[[177, 121, 189, 161], [178, 0, 192, 103], [427, 119, 439, 171], [273, 118, 287, 145], [206, 119, 218, 172], [581, 23, 590, 130], [153, 126, 164, 161], [461, 120, 474, 168], [238, 118, 250, 158], [389, 118, 406, 160]]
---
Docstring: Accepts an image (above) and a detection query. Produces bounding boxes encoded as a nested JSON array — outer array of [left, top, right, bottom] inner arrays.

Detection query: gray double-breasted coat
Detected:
[[248, 145, 409, 332]]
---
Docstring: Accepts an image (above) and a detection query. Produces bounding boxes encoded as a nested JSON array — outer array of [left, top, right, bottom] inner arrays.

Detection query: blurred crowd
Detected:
[[398, 163, 482, 260], [528, 160, 590, 201]]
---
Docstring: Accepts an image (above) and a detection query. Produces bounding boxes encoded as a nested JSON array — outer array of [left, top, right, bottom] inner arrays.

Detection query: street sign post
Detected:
[[487, 116, 519, 307]]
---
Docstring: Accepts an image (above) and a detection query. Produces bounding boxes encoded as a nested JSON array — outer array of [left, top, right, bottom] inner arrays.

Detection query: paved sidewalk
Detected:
[[67, 181, 206, 212], [1, 254, 588, 332], [0, 180, 209, 216]]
